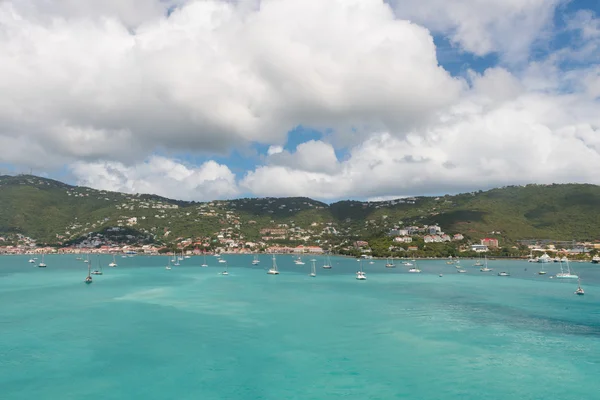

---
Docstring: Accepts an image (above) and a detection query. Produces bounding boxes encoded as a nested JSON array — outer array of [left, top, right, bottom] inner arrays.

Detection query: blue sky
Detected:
[[1, 0, 600, 201]]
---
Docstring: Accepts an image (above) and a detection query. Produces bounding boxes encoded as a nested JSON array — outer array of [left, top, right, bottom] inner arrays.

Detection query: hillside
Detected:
[[1, 176, 600, 247]]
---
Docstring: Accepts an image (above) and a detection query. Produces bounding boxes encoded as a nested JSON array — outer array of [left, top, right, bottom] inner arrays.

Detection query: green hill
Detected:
[[1, 176, 600, 246]]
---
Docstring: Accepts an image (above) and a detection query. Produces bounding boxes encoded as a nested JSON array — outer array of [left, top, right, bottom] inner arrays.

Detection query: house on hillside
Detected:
[[471, 244, 489, 252], [481, 238, 499, 248]]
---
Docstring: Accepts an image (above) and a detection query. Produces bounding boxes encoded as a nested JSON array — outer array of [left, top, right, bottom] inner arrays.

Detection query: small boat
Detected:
[[439, 274, 443, 277], [369, 261, 374, 264], [28, 258, 35, 263], [408, 260, 421, 273], [385, 258, 395, 268], [356, 260, 367, 280], [201, 254, 208, 267], [592, 255, 600, 264], [310, 259, 316, 277], [252, 255, 260, 265], [294, 256, 305, 265], [322, 254, 332, 269], [184, 255, 191, 259], [555, 259, 578, 279], [91, 256, 103, 275], [108, 254, 117, 267], [84, 262, 92, 284], [268, 254, 280, 275], [222, 261, 229, 275], [575, 278, 584, 295], [457, 269, 467, 273], [38, 253, 47, 268], [218, 258, 226, 264], [166, 257, 172, 270], [480, 256, 492, 272], [402, 261, 413, 266], [497, 271, 510, 276]]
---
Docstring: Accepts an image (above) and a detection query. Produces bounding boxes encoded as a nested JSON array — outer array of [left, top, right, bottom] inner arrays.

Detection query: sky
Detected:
[[1, 0, 600, 202]]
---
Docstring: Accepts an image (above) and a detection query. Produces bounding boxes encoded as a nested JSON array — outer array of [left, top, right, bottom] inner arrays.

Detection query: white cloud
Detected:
[[8, 0, 185, 28], [391, 0, 561, 60], [0, 0, 461, 168], [70, 156, 239, 201], [241, 68, 600, 200], [266, 145, 284, 156]]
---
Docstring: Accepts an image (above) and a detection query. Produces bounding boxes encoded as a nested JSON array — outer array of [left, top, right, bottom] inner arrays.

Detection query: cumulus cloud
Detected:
[[70, 156, 239, 201], [391, 0, 561, 60], [0, 0, 460, 168], [241, 67, 600, 200]]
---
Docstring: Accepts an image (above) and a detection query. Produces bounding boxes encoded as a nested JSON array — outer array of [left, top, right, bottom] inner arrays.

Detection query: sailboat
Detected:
[[310, 259, 316, 277], [408, 260, 421, 273], [91, 255, 103, 275], [473, 254, 483, 267], [38, 253, 47, 268], [174, 253, 181, 266], [84, 261, 92, 284], [538, 262, 547, 275], [218, 257, 226, 264], [201, 254, 208, 267], [356, 260, 367, 280], [165, 257, 172, 270], [222, 261, 229, 275], [556, 259, 578, 279], [294, 256, 305, 265], [575, 278, 585, 295], [322, 254, 332, 269], [480, 256, 492, 272], [108, 254, 117, 267], [252, 255, 260, 265], [267, 254, 280, 275], [385, 257, 395, 268], [28, 257, 35, 263]]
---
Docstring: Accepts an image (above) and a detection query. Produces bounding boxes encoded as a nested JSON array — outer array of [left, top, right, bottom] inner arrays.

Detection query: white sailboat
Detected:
[[108, 254, 117, 267], [222, 261, 229, 275], [310, 259, 316, 277], [385, 257, 395, 268], [294, 256, 305, 265], [201, 254, 208, 267], [556, 259, 578, 279], [538, 261, 547, 275], [38, 253, 47, 268], [408, 260, 421, 273], [252, 255, 260, 265], [575, 278, 585, 295], [84, 261, 92, 284], [28, 257, 35, 263], [91, 255, 103, 275], [268, 254, 280, 275], [322, 254, 332, 269], [480, 256, 492, 272], [356, 260, 367, 280], [165, 257, 172, 270], [174, 252, 181, 266]]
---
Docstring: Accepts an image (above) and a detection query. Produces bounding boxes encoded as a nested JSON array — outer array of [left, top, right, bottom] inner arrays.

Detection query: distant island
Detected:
[[1, 175, 600, 260]]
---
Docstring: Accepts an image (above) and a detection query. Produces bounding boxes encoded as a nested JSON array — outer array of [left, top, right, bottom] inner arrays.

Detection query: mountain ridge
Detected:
[[2, 175, 600, 248]]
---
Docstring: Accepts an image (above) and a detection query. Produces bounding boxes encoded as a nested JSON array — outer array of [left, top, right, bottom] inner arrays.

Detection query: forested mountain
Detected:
[[1, 175, 600, 246]]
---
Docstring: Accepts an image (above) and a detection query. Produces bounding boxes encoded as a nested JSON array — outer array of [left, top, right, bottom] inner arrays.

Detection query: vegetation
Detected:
[[2, 176, 600, 252]]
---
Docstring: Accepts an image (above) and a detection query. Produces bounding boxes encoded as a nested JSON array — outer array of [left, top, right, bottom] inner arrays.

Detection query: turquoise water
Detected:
[[1, 255, 599, 399]]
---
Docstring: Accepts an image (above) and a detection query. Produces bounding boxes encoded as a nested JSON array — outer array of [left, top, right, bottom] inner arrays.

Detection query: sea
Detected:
[[1, 254, 599, 400]]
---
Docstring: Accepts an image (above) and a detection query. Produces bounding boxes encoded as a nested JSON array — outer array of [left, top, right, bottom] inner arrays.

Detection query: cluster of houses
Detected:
[[388, 225, 465, 244]]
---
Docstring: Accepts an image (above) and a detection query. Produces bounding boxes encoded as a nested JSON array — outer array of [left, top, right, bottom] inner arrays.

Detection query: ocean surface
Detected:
[[1, 254, 599, 400]]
